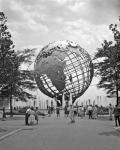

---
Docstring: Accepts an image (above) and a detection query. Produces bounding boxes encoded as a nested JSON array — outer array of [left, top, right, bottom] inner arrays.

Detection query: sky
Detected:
[[1, 0, 120, 105]]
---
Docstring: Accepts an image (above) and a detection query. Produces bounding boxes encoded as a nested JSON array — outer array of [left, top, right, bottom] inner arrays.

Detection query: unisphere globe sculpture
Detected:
[[34, 41, 94, 103]]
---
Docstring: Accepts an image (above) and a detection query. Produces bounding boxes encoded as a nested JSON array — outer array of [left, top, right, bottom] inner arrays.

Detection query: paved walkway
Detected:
[[0, 113, 120, 150]]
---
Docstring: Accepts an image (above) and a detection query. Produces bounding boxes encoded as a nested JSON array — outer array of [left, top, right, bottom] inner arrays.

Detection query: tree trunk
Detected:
[[115, 70, 119, 105], [116, 87, 119, 105], [9, 95, 13, 117], [116, 86, 119, 105]]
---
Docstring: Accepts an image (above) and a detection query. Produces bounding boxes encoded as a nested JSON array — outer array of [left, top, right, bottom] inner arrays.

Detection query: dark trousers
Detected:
[[88, 110, 92, 119], [25, 113, 30, 125], [115, 116, 120, 126]]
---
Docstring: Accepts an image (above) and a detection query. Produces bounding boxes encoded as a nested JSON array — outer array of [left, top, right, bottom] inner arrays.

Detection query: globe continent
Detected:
[[34, 41, 94, 103]]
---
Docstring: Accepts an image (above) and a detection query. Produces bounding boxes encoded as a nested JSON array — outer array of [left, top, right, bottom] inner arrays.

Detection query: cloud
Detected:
[[90, 0, 120, 13], [2, 0, 48, 32], [50, 0, 72, 5], [88, 0, 120, 24], [1, 0, 118, 52], [1, 0, 49, 50], [68, 1, 87, 12], [22, 44, 43, 52], [68, 0, 120, 25], [60, 19, 113, 54], [0, 0, 2, 9]]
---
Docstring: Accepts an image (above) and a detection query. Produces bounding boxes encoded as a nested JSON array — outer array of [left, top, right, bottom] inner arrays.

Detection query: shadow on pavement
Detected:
[[0, 116, 25, 121], [99, 130, 120, 137], [0, 127, 8, 132], [97, 115, 112, 121]]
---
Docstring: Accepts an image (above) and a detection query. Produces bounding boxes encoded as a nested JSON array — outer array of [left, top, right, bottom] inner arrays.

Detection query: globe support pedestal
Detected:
[[69, 92, 73, 105], [62, 93, 66, 108], [62, 92, 73, 108]]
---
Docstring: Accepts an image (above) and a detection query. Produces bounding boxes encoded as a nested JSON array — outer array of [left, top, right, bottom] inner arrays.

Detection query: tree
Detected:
[[0, 12, 15, 88], [0, 12, 37, 115], [14, 48, 37, 102], [94, 17, 120, 105], [0, 12, 17, 114]]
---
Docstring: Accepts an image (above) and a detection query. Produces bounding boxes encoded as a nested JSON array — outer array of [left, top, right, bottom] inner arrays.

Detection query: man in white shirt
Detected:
[[25, 107, 31, 125]]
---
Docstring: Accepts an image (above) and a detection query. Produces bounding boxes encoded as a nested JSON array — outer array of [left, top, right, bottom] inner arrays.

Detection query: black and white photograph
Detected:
[[0, 0, 120, 150]]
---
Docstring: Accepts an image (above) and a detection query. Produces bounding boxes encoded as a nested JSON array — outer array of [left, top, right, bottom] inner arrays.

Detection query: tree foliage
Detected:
[[14, 48, 37, 101], [0, 12, 37, 105], [94, 17, 120, 98], [0, 12, 16, 88]]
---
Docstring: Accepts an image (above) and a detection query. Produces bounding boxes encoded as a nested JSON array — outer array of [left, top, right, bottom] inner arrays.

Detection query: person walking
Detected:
[[87, 105, 93, 119], [35, 107, 39, 124], [64, 105, 66, 117], [92, 105, 98, 119], [48, 106, 51, 117], [2, 107, 6, 121], [113, 105, 120, 127], [78, 106, 84, 118], [109, 104, 113, 120], [81, 105, 85, 119], [64, 105, 68, 117], [56, 106, 60, 118], [29, 107, 36, 125], [69, 105, 75, 123], [25, 107, 31, 125]]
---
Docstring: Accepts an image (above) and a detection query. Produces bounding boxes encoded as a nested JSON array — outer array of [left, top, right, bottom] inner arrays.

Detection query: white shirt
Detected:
[[87, 106, 92, 111]]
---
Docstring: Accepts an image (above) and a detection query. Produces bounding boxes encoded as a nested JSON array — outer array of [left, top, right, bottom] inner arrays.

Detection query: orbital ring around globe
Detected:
[[34, 41, 94, 103]]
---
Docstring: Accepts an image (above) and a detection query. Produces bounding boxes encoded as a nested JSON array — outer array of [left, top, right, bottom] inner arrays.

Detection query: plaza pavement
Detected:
[[0, 112, 120, 150]]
